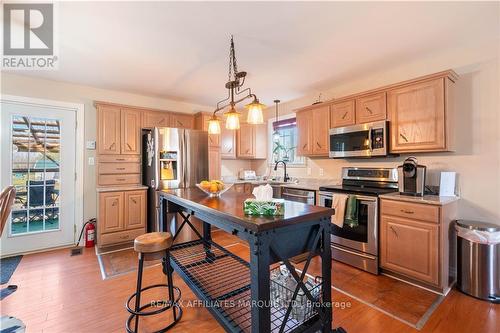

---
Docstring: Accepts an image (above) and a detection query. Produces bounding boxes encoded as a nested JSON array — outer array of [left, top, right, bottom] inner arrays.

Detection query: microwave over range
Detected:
[[329, 121, 389, 158]]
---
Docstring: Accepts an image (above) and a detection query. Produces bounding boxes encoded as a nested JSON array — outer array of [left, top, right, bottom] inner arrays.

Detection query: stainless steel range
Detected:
[[319, 167, 398, 274]]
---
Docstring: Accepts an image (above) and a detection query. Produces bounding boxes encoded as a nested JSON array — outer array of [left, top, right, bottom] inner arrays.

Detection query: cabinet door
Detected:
[[311, 106, 330, 155], [170, 113, 194, 129], [356, 92, 387, 124], [237, 123, 255, 158], [121, 108, 141, 155], [124, 190, 146, 230], [388, 78, 446, 152], [99, 192, 124, 234], [330, 100, 355, 128], [221, 127, 236, 159], [97, 105, 121, 154], [208, 147, 221, 180], [142, 111, 169, 128], [380, 216, 439, 286], [296, 110, 312, 156]]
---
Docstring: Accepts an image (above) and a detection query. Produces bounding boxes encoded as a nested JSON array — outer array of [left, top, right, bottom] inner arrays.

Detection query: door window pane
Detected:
[[10, 115, 61, 235]]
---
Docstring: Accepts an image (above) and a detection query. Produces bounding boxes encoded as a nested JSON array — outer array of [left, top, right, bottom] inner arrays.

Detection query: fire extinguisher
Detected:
[[76, 218, 96, 248], [84, 221, 96, 248]]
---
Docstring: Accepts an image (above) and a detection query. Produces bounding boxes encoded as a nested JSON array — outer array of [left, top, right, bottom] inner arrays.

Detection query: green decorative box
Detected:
[[243, 199, 285, 216]]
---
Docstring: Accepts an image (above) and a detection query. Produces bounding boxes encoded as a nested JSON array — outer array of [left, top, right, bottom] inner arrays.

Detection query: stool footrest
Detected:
[[125, 284, 181, 316]]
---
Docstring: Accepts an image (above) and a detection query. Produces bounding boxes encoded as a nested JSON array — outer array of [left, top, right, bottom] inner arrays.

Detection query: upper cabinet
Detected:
[[221, 126, 236, 159], [296, 105, 330, 157], [236, 123, 267, 159], [121, 108, 141, 155], [388, 76, 454, 153], [142, 111, 170, 128], [97, 104, 140, 155], [97, 104, 121, 155], [355, 92, 387, 124], [330, 100, 355, 128], [170, 113, 194, 129]]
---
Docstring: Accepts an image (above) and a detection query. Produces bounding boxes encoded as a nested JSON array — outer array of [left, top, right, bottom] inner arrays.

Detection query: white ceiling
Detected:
[[9, 1, 500, 108]]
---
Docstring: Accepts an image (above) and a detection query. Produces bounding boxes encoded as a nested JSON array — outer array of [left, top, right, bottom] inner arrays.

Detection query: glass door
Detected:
[[1, 100, 76, 256]]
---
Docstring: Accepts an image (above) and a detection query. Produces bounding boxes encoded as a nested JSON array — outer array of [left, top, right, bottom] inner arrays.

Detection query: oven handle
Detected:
[[282, 193, 313, 199], [368, 126, 373, 152], [319, 192, 377, 202], [332, 244, 377, 260]]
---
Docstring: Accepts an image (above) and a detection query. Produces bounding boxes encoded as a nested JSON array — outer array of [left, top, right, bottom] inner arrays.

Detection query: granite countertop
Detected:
[[96, 185, 148, 193], [379, 192, 460, 206]]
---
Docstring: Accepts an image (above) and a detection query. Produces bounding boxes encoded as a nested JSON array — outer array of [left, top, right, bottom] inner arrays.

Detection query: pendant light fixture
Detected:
[[272, 99, 281, 142], [208, 36, 264, 134]]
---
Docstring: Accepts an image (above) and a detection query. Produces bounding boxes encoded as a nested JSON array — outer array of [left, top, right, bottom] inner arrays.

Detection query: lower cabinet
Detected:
[[380, 198, 457, 292], [97, 188, 146, 247], [380, 215, 439, 286]]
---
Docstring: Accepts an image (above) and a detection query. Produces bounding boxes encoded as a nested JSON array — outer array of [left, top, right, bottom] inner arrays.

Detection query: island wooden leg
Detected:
[[250, 236, 271, 333]]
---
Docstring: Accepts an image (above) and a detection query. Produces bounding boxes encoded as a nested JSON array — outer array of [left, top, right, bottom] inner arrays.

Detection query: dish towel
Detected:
[[344, 195, 359, 228], [331, 194, 348, 228]]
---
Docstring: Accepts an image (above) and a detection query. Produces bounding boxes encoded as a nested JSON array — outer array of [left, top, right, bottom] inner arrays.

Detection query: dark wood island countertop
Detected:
[[159, 187, 333, 233]]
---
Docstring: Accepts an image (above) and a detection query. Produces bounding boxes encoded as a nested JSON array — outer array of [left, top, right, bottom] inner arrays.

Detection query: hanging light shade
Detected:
[[272, 99, 281, 142], [225, 106, 240, 130], [245, 98, 265, 124], [207, 115, 221, 135]]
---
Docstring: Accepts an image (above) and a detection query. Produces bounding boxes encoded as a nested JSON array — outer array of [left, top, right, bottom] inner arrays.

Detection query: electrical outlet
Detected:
[[319, 168, 324, 176], [88, 157, 95, 166], [86, 140, 96, 150]]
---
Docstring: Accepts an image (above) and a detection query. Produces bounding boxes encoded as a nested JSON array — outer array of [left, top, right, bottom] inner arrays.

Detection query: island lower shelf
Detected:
[[169, 238, 320, 333]]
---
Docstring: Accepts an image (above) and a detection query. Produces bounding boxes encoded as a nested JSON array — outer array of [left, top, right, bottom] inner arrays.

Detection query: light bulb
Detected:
[[225, 107, 240, 130], [207, 116, 221, 135], [245, 99, 265, 124]]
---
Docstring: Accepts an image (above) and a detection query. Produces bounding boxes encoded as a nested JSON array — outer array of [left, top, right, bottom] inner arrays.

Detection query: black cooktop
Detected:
[[319, 184, 398, 196]]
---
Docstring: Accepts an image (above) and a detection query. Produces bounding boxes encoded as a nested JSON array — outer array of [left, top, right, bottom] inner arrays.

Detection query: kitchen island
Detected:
[[158, 188, 335, 333]]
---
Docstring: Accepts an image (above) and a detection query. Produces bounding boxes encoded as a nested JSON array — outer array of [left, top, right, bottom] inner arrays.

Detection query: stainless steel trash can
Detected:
[[456, 220, 500, 303]]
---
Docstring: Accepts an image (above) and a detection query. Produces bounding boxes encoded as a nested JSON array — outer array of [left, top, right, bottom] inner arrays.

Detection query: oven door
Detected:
[[329, 121, 387, 158], [319, 192, 378, 256]]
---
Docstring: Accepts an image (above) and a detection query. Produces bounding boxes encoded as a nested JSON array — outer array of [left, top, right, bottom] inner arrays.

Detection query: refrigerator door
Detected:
[[184, 129, 209, 187], [156, 127, 182, 190]]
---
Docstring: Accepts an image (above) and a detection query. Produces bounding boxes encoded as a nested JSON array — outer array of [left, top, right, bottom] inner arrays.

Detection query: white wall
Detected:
[[1, 73, 212, 222], [253, 42, 500, 223]]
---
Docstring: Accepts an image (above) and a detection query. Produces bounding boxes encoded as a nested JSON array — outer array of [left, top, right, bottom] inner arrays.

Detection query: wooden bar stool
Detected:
[[125, 232, 182, 333]]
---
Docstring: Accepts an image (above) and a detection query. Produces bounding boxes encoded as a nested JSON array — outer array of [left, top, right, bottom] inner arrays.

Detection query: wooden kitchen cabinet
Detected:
[[221, 127, 236, 159], [296, 110, 313, 156], [296, 105, 330, 157], [124, 190, 146, 230], [97, 188, 147, 247], [208, 147, 221, 180], [142, 111, 170, 128], [355, 92, 387, 124], [380, 197, 458, 293], [170, 113, 194, 129], [98, 191, 124, 234], [380, 215, 439, 286], [236, 123, 267, 159], [330, 100, 355, 128], [388, 76, 454, 153], [121, 108, 141, 155], [97, 104, 121, 155]]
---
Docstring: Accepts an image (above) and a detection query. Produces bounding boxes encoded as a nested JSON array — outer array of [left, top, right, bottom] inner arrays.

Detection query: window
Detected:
[[269, 115, 305, 165]]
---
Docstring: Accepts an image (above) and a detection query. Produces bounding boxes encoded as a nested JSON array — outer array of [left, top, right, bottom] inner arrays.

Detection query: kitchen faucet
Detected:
[[274, 160, 290, 182]]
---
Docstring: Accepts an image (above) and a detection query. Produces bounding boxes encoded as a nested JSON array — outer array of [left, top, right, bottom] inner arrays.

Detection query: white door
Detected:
[[1, 101, 76, 256]]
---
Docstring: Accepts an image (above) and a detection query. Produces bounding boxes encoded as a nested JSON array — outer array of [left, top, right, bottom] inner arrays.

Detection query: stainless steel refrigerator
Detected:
[[142, 127, 208, 232]]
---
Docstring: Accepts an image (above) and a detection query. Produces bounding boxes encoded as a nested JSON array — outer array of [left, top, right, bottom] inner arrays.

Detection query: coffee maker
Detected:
[[398, 157, 426, 196]]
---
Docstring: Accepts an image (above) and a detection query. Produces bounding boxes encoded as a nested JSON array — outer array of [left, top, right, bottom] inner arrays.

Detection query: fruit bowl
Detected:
[[196, 181, 233, 197]]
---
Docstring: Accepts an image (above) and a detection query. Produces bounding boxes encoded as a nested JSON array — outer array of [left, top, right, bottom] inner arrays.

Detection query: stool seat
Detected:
[[134, 232, 173, 253]]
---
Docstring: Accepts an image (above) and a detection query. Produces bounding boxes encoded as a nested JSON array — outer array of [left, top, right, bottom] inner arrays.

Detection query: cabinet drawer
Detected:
[[99, 155, 141, 163], [381, 199, 439, 223], [98, 163, 140, 174], [99, 228, 145, 246], [98, 174, 140, 186]]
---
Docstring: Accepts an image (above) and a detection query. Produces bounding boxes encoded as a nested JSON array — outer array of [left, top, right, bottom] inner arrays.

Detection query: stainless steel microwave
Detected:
[[329, 121, 388, 158]]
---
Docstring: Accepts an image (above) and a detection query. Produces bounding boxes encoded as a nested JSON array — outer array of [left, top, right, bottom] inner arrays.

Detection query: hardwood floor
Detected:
[[1, 230, 498, 333]]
